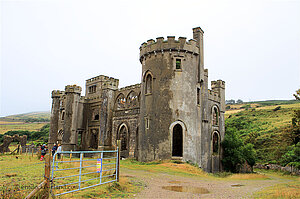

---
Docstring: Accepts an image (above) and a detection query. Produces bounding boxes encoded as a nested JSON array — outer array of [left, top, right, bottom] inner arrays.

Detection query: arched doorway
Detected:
[[172, 124, 183, 157], [117, 124, 129, 158]]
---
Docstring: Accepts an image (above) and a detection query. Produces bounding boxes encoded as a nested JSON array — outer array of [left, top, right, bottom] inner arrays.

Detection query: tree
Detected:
[[226, 99, 235, 105], [222, 126, 256, 172], [291, 89, 300, 145], [236, 99, 243, 104], [293, 89, 300, 100]]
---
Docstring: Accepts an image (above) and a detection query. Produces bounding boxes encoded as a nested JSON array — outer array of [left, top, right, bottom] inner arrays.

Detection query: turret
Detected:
[[211, 80, 225, 112], [138, 28, 201, 163], [48, 90, 64, 149], [62, 85, 82, 151]]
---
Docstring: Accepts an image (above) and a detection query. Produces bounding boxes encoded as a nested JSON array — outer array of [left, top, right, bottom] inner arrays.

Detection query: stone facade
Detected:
[[49, 27, 225, 172]]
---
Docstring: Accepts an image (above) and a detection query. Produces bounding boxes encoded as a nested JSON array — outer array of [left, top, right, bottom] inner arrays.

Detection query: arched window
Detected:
[[57, 129, 64, 144], [212, 106, 219, 126], [115, 93, 126, 110], [145, 74, 152, 94], [212, 132, 219, 154], [126, 91, 138, 108]]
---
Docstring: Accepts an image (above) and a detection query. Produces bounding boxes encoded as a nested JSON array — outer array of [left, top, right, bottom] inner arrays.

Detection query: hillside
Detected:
[[0, 111, 50, 122], [0, 112, 50, 134], [225, 100, 300, 164]]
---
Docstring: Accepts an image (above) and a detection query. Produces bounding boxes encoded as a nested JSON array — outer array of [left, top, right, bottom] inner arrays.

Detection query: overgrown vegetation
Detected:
[[224, 90, 300, 169], [222, 123, 256, 173]]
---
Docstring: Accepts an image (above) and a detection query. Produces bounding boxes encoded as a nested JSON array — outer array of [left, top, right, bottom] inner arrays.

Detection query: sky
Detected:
[[1, 0, 299, 116]]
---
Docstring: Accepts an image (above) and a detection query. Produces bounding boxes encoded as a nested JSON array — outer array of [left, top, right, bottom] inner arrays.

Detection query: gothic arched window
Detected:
[[212, 132, 219, 154], [126, 91, 138, 108], [145, 74, 152, 94], [115, 93, 126, 110], [212, 106, 219, 126]]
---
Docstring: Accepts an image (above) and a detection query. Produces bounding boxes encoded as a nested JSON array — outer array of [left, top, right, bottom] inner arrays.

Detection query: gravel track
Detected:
[[121, 168, 290, 199]]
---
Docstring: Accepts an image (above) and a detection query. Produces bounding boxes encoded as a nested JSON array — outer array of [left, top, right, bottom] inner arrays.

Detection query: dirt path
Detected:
[[121, 168, 291, 199]]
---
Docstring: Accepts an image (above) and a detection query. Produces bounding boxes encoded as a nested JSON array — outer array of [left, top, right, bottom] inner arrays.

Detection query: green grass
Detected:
[[0, 111, 50, 123], [225, 102, 300, 164], [0, 154, 144, 199], [0, 122, 47, 134]]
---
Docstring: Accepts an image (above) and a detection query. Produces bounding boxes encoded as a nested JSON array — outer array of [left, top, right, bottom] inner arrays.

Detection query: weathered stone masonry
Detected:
[[49, 27, 225, 172]]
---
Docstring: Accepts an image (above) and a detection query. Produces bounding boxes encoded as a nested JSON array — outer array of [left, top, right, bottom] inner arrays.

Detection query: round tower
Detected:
[[138, 34, 201, 162]]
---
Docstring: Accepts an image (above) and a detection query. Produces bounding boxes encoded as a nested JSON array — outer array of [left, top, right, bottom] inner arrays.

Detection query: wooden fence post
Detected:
[[117, 140, 121, 182], [44, 154, 51, 198], [69, 150, 72, 161]]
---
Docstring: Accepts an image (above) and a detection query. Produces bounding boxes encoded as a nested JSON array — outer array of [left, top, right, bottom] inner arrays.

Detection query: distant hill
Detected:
[[0, 112, 50, 134], [0, 111, 51, 123]]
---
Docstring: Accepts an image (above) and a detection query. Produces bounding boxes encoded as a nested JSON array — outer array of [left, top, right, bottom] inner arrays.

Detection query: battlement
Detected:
[[208, 89, 220, 102], [65, 85, 82, 94], [211, 80, 225, 89], [139, 36, 199, 61], [51, 90, 64, 98], [86, 75, 118, 83], [119, 84, 141, 91], [86, 75, 119, 90]]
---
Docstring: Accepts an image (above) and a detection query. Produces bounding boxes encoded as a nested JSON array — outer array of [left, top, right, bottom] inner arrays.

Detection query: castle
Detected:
[[49, 27, 225, 172]]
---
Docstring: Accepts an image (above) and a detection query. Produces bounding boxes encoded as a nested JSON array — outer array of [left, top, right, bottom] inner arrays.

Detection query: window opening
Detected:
[[176, 59, 181, 69], [94, 114, 99, 120], [61, 111, 65, 120], [212, 132, 219, 154], [213, 107, 219, 126], [197, 88, 200, 105]]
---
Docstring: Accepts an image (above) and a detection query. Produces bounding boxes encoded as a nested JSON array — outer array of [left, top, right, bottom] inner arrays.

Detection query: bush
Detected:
[[281, 142, 300, 166], [222, 127, 256, 173]]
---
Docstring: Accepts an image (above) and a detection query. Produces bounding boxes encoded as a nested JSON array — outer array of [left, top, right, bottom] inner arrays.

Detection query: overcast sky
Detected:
[[1, 0, 299, 116]]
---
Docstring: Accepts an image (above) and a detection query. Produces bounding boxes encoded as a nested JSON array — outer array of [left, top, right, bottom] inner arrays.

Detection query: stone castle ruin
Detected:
[[49, 27, 225, 172]]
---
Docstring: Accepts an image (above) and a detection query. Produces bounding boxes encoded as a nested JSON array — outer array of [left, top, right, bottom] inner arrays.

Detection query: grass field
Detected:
[[253, 169, 300, 199], [1, 154, 299, 198], [0, 122, 47, 134], [0, 111, 50, 122], [0, 112, 50, 134]]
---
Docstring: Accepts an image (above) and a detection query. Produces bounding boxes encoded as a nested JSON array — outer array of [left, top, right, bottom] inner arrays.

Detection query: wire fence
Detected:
[[0, 153, 46, 198]]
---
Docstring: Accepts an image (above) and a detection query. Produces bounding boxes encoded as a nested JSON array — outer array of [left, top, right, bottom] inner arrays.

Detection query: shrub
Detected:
[[222, 127, 256, 172]]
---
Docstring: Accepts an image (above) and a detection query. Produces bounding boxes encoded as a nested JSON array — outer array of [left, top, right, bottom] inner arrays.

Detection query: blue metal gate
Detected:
[[50, 149, 119, 196]]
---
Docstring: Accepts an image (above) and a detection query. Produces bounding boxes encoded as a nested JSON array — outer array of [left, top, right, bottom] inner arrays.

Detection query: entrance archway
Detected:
[[117, 124, 129, 158], [172, 124, 183, 157]]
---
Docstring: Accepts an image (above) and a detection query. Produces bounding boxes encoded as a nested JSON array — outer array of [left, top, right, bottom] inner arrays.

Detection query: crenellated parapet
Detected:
[[139, 36, 199, 62], [119, 84, 141, 92], [86, 75, 119, 90], [211, 80, 225, 89], [65, 85, 82, 94], [51, 90, 64, 98]]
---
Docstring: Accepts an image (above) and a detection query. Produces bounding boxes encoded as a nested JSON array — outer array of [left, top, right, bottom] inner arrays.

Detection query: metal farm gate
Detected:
[[50, 149, 119, 197]]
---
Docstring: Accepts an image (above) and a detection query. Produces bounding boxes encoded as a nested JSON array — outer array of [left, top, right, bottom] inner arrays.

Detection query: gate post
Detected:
[[116, 140, 121, 182], [44, 154, 51, 198]]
